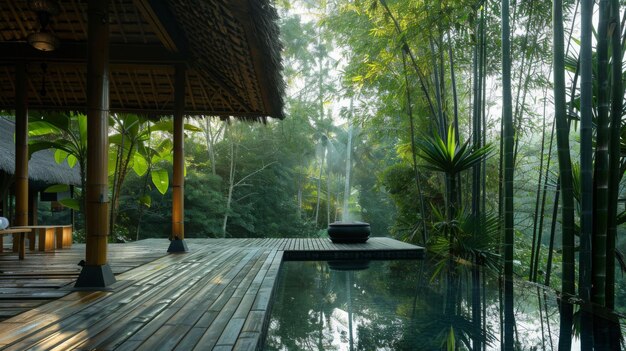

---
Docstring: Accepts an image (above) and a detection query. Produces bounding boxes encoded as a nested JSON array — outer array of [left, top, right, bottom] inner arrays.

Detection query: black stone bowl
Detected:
[[327, 221, 370, 243]]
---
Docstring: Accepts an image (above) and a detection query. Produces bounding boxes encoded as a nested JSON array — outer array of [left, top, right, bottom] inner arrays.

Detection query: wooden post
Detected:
[[168, 64, 188, 253], [70, 185, 75, 231], [15, 63, 28, 228], [28, 189, 38, 226], [75, 0, 115, 288]]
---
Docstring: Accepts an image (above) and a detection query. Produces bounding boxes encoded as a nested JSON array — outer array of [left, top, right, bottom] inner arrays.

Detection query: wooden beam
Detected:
[[0, 42, 187, 65], [14, 62, 28, 227], [75, 0, 115, 288], [0, 104, 261, 118], [133, 0, 189, 54]]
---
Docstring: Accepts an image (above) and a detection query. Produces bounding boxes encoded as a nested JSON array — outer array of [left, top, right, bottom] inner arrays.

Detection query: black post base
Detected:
[[74, 264, 116, 288], [167, 239, 188, 253]]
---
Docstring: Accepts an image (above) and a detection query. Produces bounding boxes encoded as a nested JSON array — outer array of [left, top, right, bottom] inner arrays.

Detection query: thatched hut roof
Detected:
[[0, 118, 81, 186], [0, 0, 284, 119]]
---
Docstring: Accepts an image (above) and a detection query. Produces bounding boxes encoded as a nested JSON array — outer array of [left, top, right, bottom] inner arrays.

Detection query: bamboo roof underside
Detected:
[[0, 0, 284, 119]]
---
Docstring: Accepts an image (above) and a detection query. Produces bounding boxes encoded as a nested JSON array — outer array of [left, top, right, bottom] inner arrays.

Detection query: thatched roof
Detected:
[[0, 0, 284, 119], [0, 117, 81, 186]]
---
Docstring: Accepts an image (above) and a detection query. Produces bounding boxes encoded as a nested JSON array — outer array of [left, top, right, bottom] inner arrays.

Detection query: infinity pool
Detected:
[[263, 260, 624, 350]]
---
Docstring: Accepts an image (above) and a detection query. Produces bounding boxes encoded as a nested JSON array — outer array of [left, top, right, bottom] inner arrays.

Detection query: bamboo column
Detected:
[[168, 64, 188, 253], [75, 0, 115, 287], [15, 63, 28, 228], [13, 63, 28, 256]]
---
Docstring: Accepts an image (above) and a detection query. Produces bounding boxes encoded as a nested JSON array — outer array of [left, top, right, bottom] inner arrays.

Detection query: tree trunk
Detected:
[[205, 118, 216, 176], [402, 49, 428, 244], [326, 141, 331, 227], [342, 120, 353, 222], [530, 102, 548, 282], [223, 126, 236, 237], [314, 146, 326, 227]]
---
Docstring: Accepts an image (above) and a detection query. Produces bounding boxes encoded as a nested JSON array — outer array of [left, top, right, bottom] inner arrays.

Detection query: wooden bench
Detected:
[[0, 228, 32, 260], [55, 225, 73, 249], [12, 225, 72, 252]]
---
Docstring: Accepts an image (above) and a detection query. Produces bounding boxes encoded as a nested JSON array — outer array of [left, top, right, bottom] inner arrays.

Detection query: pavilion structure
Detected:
[[0, 0, 284, 287]]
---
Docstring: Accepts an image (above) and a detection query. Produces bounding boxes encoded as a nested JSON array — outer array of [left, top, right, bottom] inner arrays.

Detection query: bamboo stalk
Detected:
[[472, 7, 482, 222], [580, 0, 596, 347], [85, 0, 110, 267], [402, 49, 428, 244], [591, 0, 609, 309], [14, 63, 28, 227], [605, 0, 622, 311], [172, 64, 186, 241], [502, 0, 515, 349], [554, 0, 576, 348]]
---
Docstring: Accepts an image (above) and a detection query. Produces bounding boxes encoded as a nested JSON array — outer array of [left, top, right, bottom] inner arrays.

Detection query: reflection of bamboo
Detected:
[[482, 264, 487, 351], [317, 262, 324, 350], [545, 181, 559, 287], [536, 287, 547, 351], [346, 271, 354, 351], [542, 290, 554, 350], [471, 264, 482, 350]]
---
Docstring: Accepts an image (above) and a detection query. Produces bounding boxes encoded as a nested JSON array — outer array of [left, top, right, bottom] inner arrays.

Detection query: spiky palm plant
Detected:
[[417, 126, 493, 177], [416, 125, 493, 253]]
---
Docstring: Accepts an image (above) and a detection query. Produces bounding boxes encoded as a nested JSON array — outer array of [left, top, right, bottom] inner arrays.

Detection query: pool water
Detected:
[[263, 260, 624, 350]]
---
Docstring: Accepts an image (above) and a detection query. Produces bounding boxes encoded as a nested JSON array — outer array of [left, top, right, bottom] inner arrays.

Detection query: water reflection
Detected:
[[264, 260, 625, 350]]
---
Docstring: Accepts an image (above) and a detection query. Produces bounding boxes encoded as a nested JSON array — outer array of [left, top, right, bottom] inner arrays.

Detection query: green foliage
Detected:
[[44, 184, 70, 193], [416, 126, 494, 176], [28, 112, 89, 233], [183, 171, 225, 236], [150, 169, 169, 195]]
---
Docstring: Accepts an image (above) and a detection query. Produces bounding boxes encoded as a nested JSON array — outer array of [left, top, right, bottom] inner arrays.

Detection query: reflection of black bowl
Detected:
[[327, 221, 370, 243], [327, 260, 370, 271]]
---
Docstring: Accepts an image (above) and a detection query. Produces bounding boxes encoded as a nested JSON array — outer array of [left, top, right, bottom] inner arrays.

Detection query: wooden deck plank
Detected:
[[115, 249, 253, 350], [122, 251, 258, 350], [0, 237, 423, 350], [68, 249, 241, 350], [191, 250, 270, 350]]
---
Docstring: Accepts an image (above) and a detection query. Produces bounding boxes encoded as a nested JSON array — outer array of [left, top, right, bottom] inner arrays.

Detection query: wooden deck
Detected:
[[0, 237, 424, 350], [0, 240, 167, 321]]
